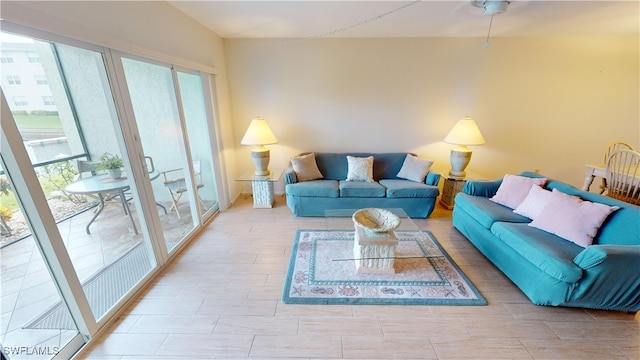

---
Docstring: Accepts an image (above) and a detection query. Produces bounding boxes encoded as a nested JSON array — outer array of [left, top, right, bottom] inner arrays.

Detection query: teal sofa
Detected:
[[285, 152, 441, 218], [453, 171, 640, 312]]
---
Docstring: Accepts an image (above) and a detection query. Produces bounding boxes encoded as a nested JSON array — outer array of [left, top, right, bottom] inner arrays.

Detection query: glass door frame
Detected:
[[175, 65, 229, 220], [1, 90, 89, 357], [173, 65, 222, 223]]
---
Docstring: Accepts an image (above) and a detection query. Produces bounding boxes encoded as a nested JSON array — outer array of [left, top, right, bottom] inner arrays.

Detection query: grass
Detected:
[[12, 114, 62, 129], [0, 173, 74, 212], [0, 195, 18, 212]]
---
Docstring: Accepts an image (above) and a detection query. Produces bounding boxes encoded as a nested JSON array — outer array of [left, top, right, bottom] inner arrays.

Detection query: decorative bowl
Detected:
[[352, 208, 401, 233]]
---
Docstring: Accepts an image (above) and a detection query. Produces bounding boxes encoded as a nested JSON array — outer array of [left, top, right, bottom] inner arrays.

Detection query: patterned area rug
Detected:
[[283, 230, 486, 305]]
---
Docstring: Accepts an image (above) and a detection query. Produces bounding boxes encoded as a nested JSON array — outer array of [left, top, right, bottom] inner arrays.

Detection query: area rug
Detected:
[[282, 230, 486, 305]]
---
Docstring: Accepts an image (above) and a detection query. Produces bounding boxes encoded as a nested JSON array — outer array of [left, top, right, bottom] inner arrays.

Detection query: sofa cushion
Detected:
[[286, 180, 339, 197], [491, 174, 548, 209], [339, 180, 386, 198], [290, 152, 323, 181], [396, 154, 433, 183], [491, 222, 584, 283], [455, 193, 531, 230], [379, 179, 439, 198]]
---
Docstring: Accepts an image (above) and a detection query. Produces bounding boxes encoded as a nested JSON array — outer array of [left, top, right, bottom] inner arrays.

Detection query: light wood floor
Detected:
[[80, 195, 639, 359]]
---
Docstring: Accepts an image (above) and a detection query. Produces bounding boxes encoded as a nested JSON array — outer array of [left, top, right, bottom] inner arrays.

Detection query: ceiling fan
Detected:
[[470, 1, 512, 46], [471, 1, 511, 16]]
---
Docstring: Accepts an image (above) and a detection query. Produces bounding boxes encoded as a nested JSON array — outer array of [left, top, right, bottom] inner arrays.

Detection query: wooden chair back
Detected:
[[605, 149, 640, 205], [603, 141, 635, 165]]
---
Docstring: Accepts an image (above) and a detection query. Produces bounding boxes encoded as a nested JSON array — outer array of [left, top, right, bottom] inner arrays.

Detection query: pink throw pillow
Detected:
[[529, 189, 620, 247], [490, 174, 548, 209], [513, 185, 554, 219]]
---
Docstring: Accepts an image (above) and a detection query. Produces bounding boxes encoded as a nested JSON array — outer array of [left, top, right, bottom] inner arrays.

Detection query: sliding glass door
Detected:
[[176, 70, 218, 221], [0, 92, 88, 359], [0, 30, 159, 357], [0, 22, 222, 358], [0, 152, 83, 360], [118, 57, 218, 252]]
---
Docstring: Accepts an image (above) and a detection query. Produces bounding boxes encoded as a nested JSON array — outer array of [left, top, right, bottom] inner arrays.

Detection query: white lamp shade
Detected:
[[241, 117, 279, 146], [443, 116, 486, 146]]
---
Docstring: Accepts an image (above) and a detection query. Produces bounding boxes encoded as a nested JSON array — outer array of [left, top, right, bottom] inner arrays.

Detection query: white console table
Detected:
[[236, 169, 283, 208]]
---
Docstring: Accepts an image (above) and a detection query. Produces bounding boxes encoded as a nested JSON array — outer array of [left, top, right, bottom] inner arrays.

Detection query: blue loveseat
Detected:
[[453, 171, 640, 312], [284, 152, 441, 218]]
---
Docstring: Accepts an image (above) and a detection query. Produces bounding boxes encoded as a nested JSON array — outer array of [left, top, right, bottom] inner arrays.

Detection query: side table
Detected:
[[236, 169, 283, 208], [440, 177, 466, 210]]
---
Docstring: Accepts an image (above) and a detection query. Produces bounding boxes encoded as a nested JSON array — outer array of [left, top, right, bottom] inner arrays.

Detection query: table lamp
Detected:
[[241, 117, 278, 176], [443, 116, 485, 179]]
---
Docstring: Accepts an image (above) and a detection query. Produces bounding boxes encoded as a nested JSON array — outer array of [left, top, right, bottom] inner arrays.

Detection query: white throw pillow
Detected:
[[346, 156, 374, 182], [513, 185, 554, 219], [396, 154, 434, 183], [490, 174, 548, 209], [290, 153, 323, 182], [529, 189, 620, 248]]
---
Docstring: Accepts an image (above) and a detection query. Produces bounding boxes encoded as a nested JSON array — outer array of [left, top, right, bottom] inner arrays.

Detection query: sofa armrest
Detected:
[[573, 245, 640, 270], [284, 166, 297, 185], [462, 178, 503, 198], [425, 171, 441, 186]]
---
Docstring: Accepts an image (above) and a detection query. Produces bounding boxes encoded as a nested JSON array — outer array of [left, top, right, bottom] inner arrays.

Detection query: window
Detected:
[[0, 56, 14, 63], [7, 75, 21, 85], [35, 75, 48, 85], [42, 96, 55, 106], [13, 96, 28, 106], [27, 51, 39, 63]]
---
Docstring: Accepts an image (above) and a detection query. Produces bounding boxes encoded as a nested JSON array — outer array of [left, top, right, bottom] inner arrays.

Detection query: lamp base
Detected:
[[251, 147, 271, 176], [448, 147, 472, 180]]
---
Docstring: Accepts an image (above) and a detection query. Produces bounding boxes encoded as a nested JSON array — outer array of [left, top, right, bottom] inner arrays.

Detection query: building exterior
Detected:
[[1, 41, 56, 113]]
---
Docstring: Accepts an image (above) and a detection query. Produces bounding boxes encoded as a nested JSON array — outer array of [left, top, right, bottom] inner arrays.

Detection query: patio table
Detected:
[[65, 174, 139, 235]]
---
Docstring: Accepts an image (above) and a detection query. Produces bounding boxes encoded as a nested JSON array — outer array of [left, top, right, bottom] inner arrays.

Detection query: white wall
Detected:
[[227, 36, 639, 193], [1, 0, 238, 206]]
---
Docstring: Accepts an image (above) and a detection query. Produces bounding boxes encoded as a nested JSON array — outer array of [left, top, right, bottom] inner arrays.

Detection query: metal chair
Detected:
[[160, 160, 207, 219], [75, 160, 103, 207], [605, 149, 640, 205], [76, 159, 100, 178], [75, 159, 126, 212]]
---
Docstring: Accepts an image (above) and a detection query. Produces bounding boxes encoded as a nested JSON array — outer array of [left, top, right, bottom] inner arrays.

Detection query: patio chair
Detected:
[[160, 160, 207, 219], [605, 149, 640, 205], [142, 156, 168, 215], [75, 159, 126, 212]]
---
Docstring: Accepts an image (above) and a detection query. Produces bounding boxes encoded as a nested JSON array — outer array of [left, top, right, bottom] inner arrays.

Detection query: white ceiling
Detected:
[[168, 1, 639, 39]]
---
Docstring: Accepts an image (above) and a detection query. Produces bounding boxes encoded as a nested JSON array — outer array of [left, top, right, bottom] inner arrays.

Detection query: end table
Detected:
[[440, 177, 466, 210], [236, 169, 283, 208]]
